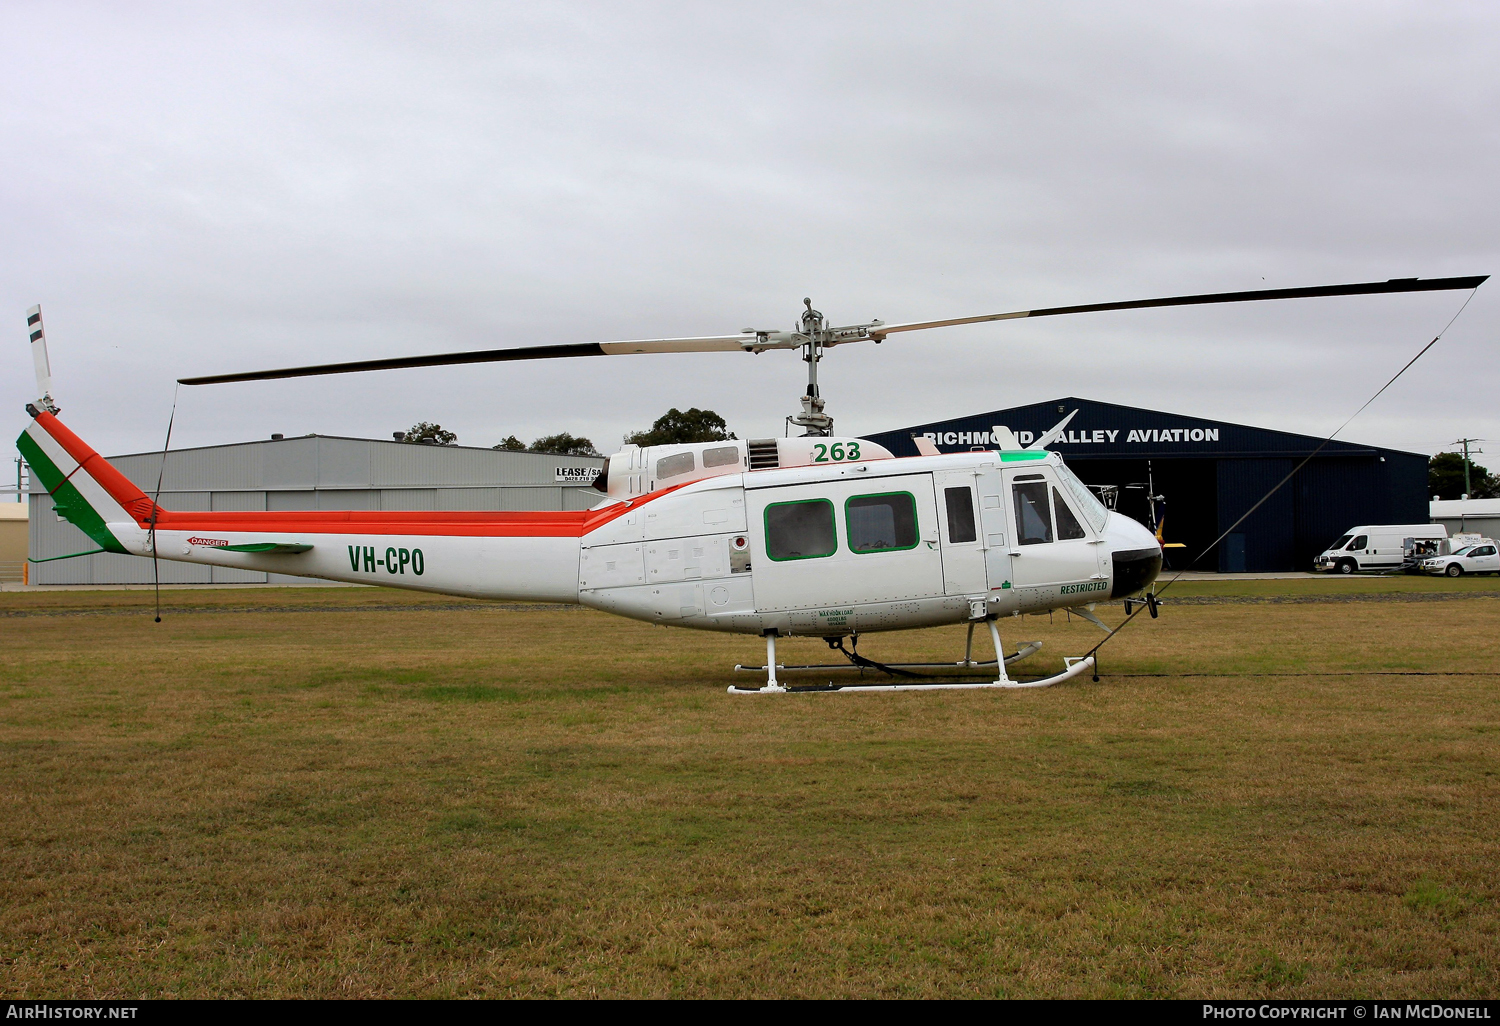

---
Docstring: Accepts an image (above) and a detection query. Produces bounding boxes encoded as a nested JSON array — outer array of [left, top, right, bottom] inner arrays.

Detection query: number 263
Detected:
[[812, 442, 860, 462]]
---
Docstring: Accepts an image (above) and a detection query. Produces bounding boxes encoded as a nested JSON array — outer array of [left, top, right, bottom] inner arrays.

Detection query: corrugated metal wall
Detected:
[[30, 436, 604, 584], [1294, 457, 1373, 569], [1217, 458, 1296, 572], [1217, 452, 1421, 572]]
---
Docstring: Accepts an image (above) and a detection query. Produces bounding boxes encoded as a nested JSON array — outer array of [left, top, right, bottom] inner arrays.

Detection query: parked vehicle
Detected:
[[1314, 524, 1447, 574], [1420, 540, 1499, 577], [1391, 535, 1447, 575]]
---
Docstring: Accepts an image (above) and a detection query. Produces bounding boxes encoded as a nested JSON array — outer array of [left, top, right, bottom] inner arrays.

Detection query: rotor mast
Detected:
[[789, 298, 833, 436]]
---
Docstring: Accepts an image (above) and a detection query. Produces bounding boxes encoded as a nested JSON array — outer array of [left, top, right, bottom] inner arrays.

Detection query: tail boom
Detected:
[[16, 408, 651, 601]]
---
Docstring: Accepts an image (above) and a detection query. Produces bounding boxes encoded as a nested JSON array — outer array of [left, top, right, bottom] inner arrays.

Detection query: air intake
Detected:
[[747, 439, 780, 471]]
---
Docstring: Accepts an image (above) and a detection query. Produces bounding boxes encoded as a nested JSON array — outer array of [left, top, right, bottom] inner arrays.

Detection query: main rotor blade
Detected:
[[179, 274, 1488, 384], [868, 275, 1489, 337], [178, 335, 751, 385]]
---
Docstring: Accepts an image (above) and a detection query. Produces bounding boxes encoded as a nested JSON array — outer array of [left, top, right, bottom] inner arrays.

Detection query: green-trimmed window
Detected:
[[846, 492, 918, 554], [765, 499, 837, 561]]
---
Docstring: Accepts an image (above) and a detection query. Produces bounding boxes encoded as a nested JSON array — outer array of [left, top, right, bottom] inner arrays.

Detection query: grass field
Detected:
[[2, 579, 1498, 998]]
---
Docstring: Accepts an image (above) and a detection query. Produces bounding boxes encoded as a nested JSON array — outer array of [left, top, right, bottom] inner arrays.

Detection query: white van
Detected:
[[1314, 524, 1447, 574]]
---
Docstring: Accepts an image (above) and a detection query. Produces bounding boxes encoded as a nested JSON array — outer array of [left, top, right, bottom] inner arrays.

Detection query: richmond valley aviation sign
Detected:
[[920, 425, 1222, 448], [866, 397, 1399, 462]]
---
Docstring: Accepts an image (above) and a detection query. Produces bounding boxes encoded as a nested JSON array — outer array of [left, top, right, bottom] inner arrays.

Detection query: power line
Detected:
[[1084, 286, 1483, 667], [1450, 437, 1486, 498]]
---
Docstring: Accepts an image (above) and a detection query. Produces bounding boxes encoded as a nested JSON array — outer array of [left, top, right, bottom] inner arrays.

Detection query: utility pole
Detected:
[[1451, 438, 1485, 498], [13, 457, 21, 503]]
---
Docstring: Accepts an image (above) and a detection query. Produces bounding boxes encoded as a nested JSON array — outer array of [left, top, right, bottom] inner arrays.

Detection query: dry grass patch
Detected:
[[1, 581, 1497, 997]]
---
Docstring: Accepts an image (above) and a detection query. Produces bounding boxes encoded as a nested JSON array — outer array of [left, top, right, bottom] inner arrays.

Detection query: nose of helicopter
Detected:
[[1104, 512, 1164, 599]]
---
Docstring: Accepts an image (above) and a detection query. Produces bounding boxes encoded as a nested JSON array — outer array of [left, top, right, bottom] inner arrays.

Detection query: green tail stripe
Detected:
[[16, 429, 65, 494], [221, 542, 313, 554], [15, 429, 128, 555]]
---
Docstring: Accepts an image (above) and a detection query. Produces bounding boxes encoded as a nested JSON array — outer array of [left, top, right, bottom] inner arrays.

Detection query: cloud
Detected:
[[2, 1, 1495, 460]]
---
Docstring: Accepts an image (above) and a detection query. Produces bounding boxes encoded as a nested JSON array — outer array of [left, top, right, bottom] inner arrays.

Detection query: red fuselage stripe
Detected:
[[142, 492, 675, 537], [152, 509, 601, 538], [35, 411, 674, 537]]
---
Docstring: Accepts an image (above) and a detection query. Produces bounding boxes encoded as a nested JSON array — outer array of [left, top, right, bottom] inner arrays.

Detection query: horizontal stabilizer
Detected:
[[220, 542, 313, 554]]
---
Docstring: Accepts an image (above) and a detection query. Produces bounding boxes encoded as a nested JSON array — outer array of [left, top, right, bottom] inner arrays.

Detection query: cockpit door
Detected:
[[1003, 468, 1103, 607]]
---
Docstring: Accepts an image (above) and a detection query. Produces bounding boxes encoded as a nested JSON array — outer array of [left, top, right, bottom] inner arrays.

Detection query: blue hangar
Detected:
[[863, 397, 1427, 573]]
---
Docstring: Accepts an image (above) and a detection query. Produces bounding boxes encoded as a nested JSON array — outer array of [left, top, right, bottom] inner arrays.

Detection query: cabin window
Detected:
[[944, 487, 977, 544], [1349, 535, 1368, 550], [1013, 481, 1053, 545], [656, 452, 695, 480], [764, 499, 837, 561], [846, 492, 919, 553], [1053, 488, 1087, 540], [702, 445, 740, 469]]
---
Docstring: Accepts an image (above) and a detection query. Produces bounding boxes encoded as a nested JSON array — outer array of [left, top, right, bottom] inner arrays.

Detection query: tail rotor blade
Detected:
[[26, 305, 58, 410]]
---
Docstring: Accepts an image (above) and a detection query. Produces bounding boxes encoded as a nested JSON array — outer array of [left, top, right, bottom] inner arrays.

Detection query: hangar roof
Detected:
[[864, 397, 1424, 461], [103, 434, 604, 492]]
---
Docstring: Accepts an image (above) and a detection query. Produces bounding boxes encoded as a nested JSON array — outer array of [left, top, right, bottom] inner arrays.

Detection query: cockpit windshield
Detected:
[[1450, 546, 1473, 557], [1054, 462, 1110, 533], [1328, 535, 1351, 551]]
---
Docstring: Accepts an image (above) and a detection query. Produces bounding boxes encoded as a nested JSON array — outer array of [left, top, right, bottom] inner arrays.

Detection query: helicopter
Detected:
[[16, 275, 1486, 693]]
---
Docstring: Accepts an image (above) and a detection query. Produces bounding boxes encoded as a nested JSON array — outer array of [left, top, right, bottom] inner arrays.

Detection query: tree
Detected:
[[625, 408, 735, 447], [528, 432, 600, 457], [399, 422, 457, 446], [1429, 452, 1499, 499], [492, 435, 527, 452]]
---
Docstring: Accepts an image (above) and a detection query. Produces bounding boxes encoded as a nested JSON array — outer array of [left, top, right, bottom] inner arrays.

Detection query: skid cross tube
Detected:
[[729, 621, 1091, 694]]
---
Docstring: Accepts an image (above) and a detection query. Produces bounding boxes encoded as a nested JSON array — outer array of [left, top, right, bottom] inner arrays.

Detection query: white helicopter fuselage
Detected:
[[576, 444, 1161, 635], [24, 413, 1162, 638]]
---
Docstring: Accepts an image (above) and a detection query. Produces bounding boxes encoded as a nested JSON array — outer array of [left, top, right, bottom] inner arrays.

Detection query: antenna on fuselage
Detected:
[[1028, 409, 1078, 450]]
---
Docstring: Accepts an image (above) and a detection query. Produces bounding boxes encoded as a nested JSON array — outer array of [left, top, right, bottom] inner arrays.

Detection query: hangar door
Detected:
[[748, 474, 943, 612]]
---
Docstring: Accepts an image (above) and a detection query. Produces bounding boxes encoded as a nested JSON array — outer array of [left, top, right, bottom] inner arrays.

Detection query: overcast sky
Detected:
[[3, 2, 1497, 467]]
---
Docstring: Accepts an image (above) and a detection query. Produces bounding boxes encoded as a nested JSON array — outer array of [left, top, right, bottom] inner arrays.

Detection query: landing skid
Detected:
[[729, 657, 1096, 694], [732, 640, 1044, 677], [728, 620, 1096, 695]]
